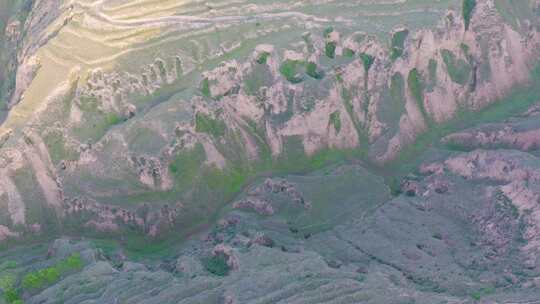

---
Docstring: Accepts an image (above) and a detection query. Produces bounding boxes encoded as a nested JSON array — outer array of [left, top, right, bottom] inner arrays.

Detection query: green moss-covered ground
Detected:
[[329, 111, 342, 134], [43, 131, 80, 165], [279, 60, 304, 83], [200, 78, 211, 97], [390, 29, 409, 60], [463, 0, 476, 30], [72, 96, 124, 143], [2, 253, 83, 303], [441, 49, 471, 85], [195, 112, 227, 137], [305, 62, 324, 79], [256, 52, 270, 64], [377, 72, 406, 134], [202, 255, 230, 276], [360, 53, 374, 73], [407, 68, 428, 122], [325, 42, 337, 59], [385, 62, 540, 177], [22, 253, 82, 291]]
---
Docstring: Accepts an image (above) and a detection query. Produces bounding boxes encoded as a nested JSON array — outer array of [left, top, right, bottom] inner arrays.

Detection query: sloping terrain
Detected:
[[4, 118, 540, 303], [0, 0, 539, 246], [1, 0, 540, 303]]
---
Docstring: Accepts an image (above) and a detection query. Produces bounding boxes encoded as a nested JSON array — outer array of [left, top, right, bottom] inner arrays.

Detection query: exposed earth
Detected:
[[1, 0, 540, 303]]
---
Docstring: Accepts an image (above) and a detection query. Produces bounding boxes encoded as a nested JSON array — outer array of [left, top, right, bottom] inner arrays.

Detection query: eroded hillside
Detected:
[[4, 106, 540, 302], [0, 0, 539, 257], [2, 1, 540, 303]]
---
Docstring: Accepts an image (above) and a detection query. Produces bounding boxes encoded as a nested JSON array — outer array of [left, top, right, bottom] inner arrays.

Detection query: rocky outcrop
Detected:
[[442, 122, 540, 151], [65, 196, 184, 237], [260, 178, 312, 209], [212, 243, 240, 271], [0, 224, 18, 241], [425, 149, 540, 268], [233, 197, 274, 216]]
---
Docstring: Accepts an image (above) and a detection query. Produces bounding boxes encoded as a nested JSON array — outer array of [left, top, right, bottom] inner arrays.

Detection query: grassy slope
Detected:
[[0, 0, 34, 116], [121, 60, 540, 258], [5, 0, 539, 261], [383, 63, 540, 177]]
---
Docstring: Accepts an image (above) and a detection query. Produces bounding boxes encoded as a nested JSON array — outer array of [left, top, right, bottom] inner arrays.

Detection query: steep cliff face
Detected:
[[0, 0, 539, 243]]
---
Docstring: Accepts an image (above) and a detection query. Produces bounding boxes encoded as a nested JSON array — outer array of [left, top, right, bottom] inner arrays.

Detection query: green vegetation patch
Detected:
[[168, 144, 249, 216], [200, 78, 211, 97], [305, 62, 324, 79], [340, 87, 356, 127], [2, 253, 84, 302], [72, 96, 124, 142], [86, 109, 123, 133], [22, 268, 60, 290], [105, 112, 122, 126], [387, 176, 402, 196], [0, 273, 16, 292], [377, 72, 406, 133], [463, 0, 477, 30], [329, 111, 342, 134], [427, 58, 438, 90], [279, 60, 304, 83], [325, 42, 337, 59], [12, 167, 59, 232], [22, 253, 83, 291], [323, 27, 334, 38], [0, 261, 17, 271], [441, 49, 471, 85], [470, 286, 495, 301], [343, 48, 355, 58], [205, 166, 248, 199], [155, 59, 167, 80], [390, 73, 405, 101], [275, 136, 365, 174], [359, 53, 375, 74], [407, 69, 428, 121], [280, 60, 326, 81], [460, 43, 470, 56], [202, 255, 230, 276], [3, 287, 22, 304], [390, 29, 409, 60], [43, 130, 80, 165], [387, 62, 540, 176], [0, 261, 24, 303], [195, 112, 226, 137], [169, 143, 206, 190], [256, 52, 270, 64]]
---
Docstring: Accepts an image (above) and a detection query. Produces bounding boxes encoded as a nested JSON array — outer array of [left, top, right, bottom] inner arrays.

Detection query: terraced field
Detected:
[[7, 0, 459, 118]]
